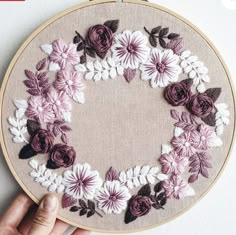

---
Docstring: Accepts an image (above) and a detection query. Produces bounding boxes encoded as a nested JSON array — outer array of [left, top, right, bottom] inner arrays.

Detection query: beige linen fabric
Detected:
[[1, 2, 235, 232]]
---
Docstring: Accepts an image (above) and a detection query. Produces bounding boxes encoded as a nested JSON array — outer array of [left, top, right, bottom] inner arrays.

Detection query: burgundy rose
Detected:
[[187, 93, 214, 118], [86, 24, 113, 57], [164, 81, 191, 106], [47, 144, 76, 169], [30, 129, 54, 153], [129, 195, 152, 217]]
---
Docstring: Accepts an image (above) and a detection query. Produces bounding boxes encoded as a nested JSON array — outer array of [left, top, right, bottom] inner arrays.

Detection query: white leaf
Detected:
[[38, 165, 46, 174], [119, 171, 126, 183], [14, 100, 28, 109], [222, 116, 230, 125], [75, 64, 87, 72], [94, 60, 102, 71], [29, 159, 38, 169], [18, 119, 27, 127], [139, 175, 147, 185], [15, 109, 25, 119], [201, 75, 210, 83], [73, 92, 85, 104], [116, 65, 124, 75], [180, 60, 187, 68], [161, 144, 172, 154], [157, 173, 168, 181], [209, 136, 223, 147], [215, 103, 228, 111], [149, 167, 159, 175], [62, 112, 71, 123], [133, 166, 141, 177], [126, 168, 133, 179], [102, 70, 109, 80], [85, 71, 94, 80], [107, 57, 115, 67], [49, 62, 60, 71], [94, 72, 102, 81], [42, 181, 52, 188], [86, 61, 94, 71], [180, 50, 191, 59], [216, 125, 224, 136], [140, 165, 150, 175], [189, 70, 196, 79], [21, 126, 27, 134], [13, 136, 24, 143], [110, 68, 117, 78], [44, 169, 52, 178], [183, 185, 195, 197], [101, 60, 109, 70], [10, 127, 20, 137], [40, 44, 53, 55], [133, 177, 140, 187], [147, 175, 155, 184], [35, 177, 46, 183], [57, 184, 65, 193], [197, 83, 206, 93], [187, 55, 198, 63], [30, 171, 40, 178], [184, 65, 192, 74], [127, 180, 133, 189], [8, 117, 17, 127], [174, 127, 184, 137], [48, 184, 57, 192]]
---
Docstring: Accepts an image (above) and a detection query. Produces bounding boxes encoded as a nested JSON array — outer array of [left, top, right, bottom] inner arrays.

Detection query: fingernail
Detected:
[[43, 195, 57, 212]]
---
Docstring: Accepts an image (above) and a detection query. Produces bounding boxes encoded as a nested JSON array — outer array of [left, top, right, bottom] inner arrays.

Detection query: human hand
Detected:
[[0, 192, 90, 235]]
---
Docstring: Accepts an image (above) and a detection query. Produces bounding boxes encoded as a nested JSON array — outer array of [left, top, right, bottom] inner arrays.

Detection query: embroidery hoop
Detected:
[[0, 0, 235, 232]]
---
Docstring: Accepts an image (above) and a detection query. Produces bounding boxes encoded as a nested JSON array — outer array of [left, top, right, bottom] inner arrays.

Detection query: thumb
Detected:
[[28, 194, 59, 235]]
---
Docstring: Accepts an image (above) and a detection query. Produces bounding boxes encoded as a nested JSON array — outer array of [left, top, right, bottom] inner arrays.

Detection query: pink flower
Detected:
[[159, 151, 188, 175], [26, 96, 54, 123], [163, 175, 195, 199], [141, 48, 181, 88], [96, 180, 131, 214], [191, 124, 223, 150], [54, 71, 85, 97], [171, 131, 196, 157], [64, 163, 102, 200], [46, 88, 72, 117], [111, 30, 150, 69], [49, 39, 80, 70]]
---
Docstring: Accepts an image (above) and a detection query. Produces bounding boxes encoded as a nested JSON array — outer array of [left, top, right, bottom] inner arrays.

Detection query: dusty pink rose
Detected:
[[129, 195, 152, 217], [86, 24, 113, 57], [159, 151, 188, 175], [30, 129, 54, 153], [164, 81, 191, 106], [47, 144, 76, 169], [187, 93, 214, 118]]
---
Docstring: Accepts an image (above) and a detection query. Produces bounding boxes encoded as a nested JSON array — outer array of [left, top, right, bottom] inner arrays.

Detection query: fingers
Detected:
[[27, 194, 59, 235], [49, 219, 70, 235], [0, 192, 33, 227], [72, 228, 91, 235]]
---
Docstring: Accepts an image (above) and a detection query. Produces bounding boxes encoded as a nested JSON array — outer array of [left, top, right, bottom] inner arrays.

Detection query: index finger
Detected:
[[0, 192, 33, 227]]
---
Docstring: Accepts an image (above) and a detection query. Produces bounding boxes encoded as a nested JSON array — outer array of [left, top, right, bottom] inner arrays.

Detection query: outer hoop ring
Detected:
[[0, 0, 235, 233]]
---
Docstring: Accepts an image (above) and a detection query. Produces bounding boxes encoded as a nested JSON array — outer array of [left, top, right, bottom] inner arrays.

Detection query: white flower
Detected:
[[63, 163, 102, 200], [141, 48, 181, 88], [96, 180, 131, 214], [111, 30, 150, 69]]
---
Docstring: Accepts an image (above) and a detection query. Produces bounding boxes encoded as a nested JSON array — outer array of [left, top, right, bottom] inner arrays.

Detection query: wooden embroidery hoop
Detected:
[[0, 0, 235, 233]]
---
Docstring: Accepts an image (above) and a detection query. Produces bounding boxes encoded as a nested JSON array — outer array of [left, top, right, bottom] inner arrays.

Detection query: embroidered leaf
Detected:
[[61, 133, 68, 144], [188, 152, 213, 184], [201, 112, 216, 126], [138, 184, 151, 197], [87, 210, 95, 218], [159, 27, 169, 37], [14, 99, 28, 110], [49, 61, 60, 71], [85, 47, 96, 58], [104, 20, 119, 33], [161, 144, 172, 154], [124, 68, 136, 83], [151, 26, 161, 34], [149, 35, 157, 47], [88, 200, 95, 211], [154, 181, 163, 193], [168, 33, 180, 40], [70, 206, 79, 212], [27, 120, 40, 136], [105, 167, 119, 181], [205, 88, 221, 102], [80, 55, 86, 64], [80, 208, 87, 216], [36, 58, 48, 71], [40, 44, 53, 55], [79, 199, 87, 209], [124, 209, 137, 224], [215, 103, 230, 136], [62, 193, 77, 208], [19, 144, 37, 159], [24, 70, 35, 80], [170, 109, 180, 120], [181, 78, 193, 87], [46, 159, 59, 169], [77, 42, 86, 51]]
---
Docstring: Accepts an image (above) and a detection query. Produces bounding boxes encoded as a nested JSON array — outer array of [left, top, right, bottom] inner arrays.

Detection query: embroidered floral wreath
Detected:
[[8, 20, 230, 224]]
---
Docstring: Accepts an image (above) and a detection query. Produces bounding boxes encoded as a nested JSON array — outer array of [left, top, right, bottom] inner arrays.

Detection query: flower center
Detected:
[[61, 53, 68, 59], [56, 100, 61, 106], [76, 180, 84, 187], [38, 107, 43, 112], [174, 186, 179, 192], [127, 44, 135, 54], [67, 79, 73, 86], [109, 195, 117, 201], [156, 62, 166, 73], [171, 161, 177, 167], [201, 136, 206, 141], [184, 141, 190, 147]]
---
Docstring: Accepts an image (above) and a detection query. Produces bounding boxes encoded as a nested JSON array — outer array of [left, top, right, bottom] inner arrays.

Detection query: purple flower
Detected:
[[141, 48, 181, 88], [171, 131, 196, 157], [187, 93, 214, 118], [86, 24, 113, 57], [164, 81, 191, 106], [167, 38, 184, 55], [129, 195, 152, 217], [96, 180, 131, 214], [159, 151, 188, 175], [163, 175, 195, 199], [49, 39, 80, 70], [63, 163, 102, 200], [26, 96, 55, 124], [48, 144, 76, 169], [111, 30, 150, 69], [30, 129, 54, 153]]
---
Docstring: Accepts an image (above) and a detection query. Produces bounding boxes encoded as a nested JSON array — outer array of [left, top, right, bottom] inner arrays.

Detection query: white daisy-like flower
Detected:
[[63, 163, 102, 200], [141, 48, 181, 88], [96, 180, 131, 214], [111, 30, 150, 69]]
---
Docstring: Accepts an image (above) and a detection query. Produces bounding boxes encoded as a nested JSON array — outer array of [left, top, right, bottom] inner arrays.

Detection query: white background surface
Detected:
[[0, 0, 235, 235]]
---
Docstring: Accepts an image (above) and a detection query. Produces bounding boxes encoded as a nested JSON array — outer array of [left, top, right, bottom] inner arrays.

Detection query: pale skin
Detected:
[[0, 193, 90, 235]]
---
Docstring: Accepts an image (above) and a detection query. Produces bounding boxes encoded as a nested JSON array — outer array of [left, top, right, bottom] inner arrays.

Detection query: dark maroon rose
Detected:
[[86, 24, 113, 56], [129, 195, 152, 217], [164, 81, 191, 106], [48, 144, 76, 168], [30, 129, 54, 153], [187, 93, 214, 118]]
